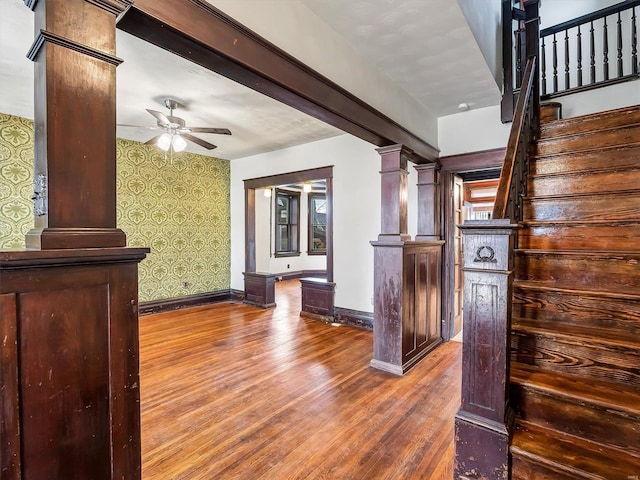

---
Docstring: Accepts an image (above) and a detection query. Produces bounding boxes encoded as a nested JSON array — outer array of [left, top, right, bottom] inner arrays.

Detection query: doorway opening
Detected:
[[441, 150, 505, 342]]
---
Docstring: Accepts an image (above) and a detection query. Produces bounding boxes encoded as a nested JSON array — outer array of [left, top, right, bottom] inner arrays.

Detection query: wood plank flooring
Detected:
[[139, 280, 461, 479]]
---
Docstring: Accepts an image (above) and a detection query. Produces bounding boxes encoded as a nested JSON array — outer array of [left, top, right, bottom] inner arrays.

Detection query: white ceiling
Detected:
[[298, 0, 501, 116], [0, 0, 500, 160]]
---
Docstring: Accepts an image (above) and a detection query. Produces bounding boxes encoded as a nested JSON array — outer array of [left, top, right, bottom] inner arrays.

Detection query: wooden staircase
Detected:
[[509, 105, 640, 480]]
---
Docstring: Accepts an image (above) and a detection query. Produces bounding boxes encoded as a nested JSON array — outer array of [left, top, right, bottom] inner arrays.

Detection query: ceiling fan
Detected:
[[118, 99, 231, 152]]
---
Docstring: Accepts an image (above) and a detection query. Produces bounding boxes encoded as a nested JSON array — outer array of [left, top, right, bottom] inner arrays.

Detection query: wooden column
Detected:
[[376, 144, 411, 242], [0, 2, 148, 479], [414, 163, 441, 241], [371, 146, 443, 375], [454, 220, 517, 480], [25, 0, 129, 249]]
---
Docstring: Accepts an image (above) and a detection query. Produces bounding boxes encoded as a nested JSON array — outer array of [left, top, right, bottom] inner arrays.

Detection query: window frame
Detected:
[[274, 188, 300, 257], [307, 192, 327, 255]]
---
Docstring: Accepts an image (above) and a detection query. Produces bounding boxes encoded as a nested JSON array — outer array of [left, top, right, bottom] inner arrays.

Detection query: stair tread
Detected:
[[512, 364, 640, 417], [531, 164, 640, 179], [515, 249, 640, 258], [525, 188, 640, 201], [524, 190, 640, 203], [512, 319, 639, 350], [540, 105, 640, 133], [513, 280, 640, 301], [511, 421, 640, 480], [522, 219, 640, 226], [534, 123, 640, 152]]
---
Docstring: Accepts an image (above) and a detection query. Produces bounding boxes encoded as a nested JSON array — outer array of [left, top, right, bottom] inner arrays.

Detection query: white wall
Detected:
[[437, 105, 510, 157], [207, 0, 438, 147], [540, 0, 621, 27], [457, 0, 503, 90], [231, 134, 385, 312], [556, 81, 640, 118]]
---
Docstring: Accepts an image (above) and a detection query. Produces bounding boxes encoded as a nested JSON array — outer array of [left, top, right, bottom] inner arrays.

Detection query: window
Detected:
[[308, 193, 327, 255], [275, 189, 300, 256]]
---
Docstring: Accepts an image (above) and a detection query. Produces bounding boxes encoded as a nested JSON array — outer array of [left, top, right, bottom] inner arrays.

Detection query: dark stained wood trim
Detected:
[[116, 0, 439, 162], [86, 0, 133, 16], [139, 290, 234, 316], [440, 148, 505, 173], [0, 247, 149, 269], [244, 166, 334, 190], [325, 176, 334, 282], [245, 187, 256, 273], [27, 30, 124, 65], [333, 306, 374, 331], [230, 289, 245, 301]]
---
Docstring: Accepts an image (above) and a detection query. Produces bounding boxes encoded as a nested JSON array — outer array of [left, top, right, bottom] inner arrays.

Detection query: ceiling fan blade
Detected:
[[186, 127, 232, 135], [182, 133, 218, 150], [144, 134, 163, 146], [146, 109, 170, 125], [117, 124, 163, 130]]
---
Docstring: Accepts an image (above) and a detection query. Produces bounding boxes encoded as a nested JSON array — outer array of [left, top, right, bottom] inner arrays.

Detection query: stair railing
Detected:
[[454, 3, 540, 479], [540, 0, 640, 98], [493, 56, 537, 226]]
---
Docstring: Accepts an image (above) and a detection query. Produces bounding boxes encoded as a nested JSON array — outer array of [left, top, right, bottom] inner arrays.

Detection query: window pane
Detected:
[[277, 225, 289, 252], [312, 198, 326, 225], [277, 195, 289, 224], [312, 225, 326, 251]]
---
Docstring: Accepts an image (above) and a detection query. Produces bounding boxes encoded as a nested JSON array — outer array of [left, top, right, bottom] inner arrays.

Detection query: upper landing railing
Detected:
[[502, 0, 640, 121], [539, 0, 639, 98]]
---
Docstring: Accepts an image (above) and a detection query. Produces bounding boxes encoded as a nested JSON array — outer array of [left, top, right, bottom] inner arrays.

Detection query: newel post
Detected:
[[454, 220, 517, 480]]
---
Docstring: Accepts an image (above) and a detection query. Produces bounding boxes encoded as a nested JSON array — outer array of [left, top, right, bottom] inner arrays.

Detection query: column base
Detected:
[[243, 272, 276, 308], [454, 409, 514, 480], [26, 227, 127, 249]]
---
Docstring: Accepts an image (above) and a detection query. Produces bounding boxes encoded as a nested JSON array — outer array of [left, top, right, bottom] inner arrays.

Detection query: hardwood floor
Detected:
[[139, 280, 461, 479]]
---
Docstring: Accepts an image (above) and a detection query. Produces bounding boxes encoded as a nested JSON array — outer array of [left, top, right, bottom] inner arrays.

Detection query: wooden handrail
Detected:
[[541, 0, 640, 37], [493, 56, 537, 220]]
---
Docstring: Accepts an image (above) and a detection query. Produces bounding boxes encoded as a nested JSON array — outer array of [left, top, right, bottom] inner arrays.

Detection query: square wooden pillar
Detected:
[[24, 0, 129, 250], [414, 163, 441, 241]]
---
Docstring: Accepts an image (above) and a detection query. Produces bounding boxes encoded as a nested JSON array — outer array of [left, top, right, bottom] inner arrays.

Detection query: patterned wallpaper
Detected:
[[0, 113, 231, 302], [0, 114, 33, 249]]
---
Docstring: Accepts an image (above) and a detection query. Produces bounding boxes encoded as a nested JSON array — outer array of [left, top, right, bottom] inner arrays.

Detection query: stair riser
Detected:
[[534, 124, 640, 157], [512, 289, 640, 338], [524, 194, 640, 221], [539, 106, 640, 139], [518, 224, 640, 251], [531, 144, 640, 176], [511, 385, 640, 456], [511, 330, 640, 387], [515, 254, 640, 294], [511, 456, 580, 480], [528, 168, 640, 197]]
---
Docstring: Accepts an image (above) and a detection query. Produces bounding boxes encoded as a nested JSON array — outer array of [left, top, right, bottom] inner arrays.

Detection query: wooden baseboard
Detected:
[[231, 289, 245, 301], [333, 307, 373, 331], [277, 269, 326, 281], [140, 290, 233, 315]]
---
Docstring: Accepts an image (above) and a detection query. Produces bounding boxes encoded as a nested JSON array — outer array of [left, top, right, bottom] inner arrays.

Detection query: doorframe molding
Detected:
[[440, 148, 505, 340], [243, 166, 334, 282]]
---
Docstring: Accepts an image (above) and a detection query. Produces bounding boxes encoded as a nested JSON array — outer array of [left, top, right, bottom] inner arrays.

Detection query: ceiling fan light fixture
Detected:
[[172, 135, 187, 152], [157, 133, 172, 151]]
